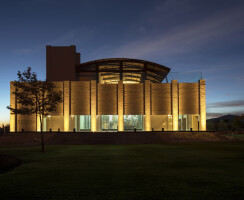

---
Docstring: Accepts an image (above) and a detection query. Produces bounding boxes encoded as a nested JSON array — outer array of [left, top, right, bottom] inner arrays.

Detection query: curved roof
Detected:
[[76, 58, 171, 83]]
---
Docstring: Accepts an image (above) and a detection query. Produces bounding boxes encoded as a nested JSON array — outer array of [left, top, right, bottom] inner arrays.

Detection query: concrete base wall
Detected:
[[0, 132, 225, 146]]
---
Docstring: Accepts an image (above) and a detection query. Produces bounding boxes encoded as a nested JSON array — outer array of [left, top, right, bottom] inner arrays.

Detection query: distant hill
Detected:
[[207, 114, 238, 122], [207, 114, 244, 130]]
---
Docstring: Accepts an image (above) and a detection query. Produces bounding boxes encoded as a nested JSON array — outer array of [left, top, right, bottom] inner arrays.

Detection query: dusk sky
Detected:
[[0, 0, 244, 125]]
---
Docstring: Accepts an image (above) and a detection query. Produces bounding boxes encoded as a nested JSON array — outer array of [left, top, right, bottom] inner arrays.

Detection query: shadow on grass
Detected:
[[0, 155, 22, 174]]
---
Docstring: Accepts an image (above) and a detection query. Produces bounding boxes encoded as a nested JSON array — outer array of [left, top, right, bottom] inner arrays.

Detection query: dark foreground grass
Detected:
[[225, 133, 244, 139], [0, 142, 244, 200]]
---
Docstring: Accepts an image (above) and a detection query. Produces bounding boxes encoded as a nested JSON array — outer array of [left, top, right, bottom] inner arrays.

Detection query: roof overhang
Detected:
[[76, 58, 171, 83]]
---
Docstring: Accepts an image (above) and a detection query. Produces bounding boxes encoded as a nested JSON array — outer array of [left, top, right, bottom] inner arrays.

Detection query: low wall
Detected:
[[0, 131, 227, 146]]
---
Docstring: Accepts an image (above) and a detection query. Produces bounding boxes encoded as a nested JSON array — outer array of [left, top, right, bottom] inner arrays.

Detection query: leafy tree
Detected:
[[232, 116, 242, 130], [7, 67, 62, 152]]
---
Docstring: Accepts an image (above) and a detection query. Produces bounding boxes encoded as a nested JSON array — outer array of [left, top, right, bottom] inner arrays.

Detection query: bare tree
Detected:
[[7, 67, 62, 152]]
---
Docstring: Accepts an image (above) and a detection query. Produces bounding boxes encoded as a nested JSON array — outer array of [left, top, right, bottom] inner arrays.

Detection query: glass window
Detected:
[[79, 115, 91, 131], [124, 115, 143, 130], [178, 115, 199, 131], [99, 115, 118, 131], [43, 115, 64, 131], [151, 115, 172, 131]]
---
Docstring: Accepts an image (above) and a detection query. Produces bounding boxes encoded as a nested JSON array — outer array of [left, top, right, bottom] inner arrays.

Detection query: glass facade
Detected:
[[97, 115, 118, 131], [178, 115, 199, 131], [78, 115, 91, 131], [42, 114, 199, 132], [124, 115, 144, 130], [43, 115, 64, 131], [68, 115, 91, 131], [151, 115, 173, 131]]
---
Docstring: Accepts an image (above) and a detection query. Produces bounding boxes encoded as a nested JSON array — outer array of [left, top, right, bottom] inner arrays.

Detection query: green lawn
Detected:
[[0, 143, 244, 200], [224, 133, 244, 139]]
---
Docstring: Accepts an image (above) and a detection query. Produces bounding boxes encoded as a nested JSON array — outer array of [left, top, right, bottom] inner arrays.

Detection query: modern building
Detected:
[[10, 45, 206, 132]]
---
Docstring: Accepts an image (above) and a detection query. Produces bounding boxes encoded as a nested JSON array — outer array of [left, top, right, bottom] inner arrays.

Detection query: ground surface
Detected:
[[0, 143, 244, 200], [0, 132, 225, 146], [225, 133, 244, 139], [0, 154, 21, 173]]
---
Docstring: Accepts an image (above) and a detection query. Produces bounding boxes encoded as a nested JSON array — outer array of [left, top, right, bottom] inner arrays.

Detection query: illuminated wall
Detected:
[[118, 81, 124, 131], [90, 80, 97, 132], [151, 115, 172, 131], [178, 115, 199, 131], [10, 79, 206, 132], [44, 116, 64, 131], [10, 82, 16, 132], [144, 80, 151, 131], [64, 81, 70, 131], [199, 79, 206, 131], [172, 80, 178, 131]]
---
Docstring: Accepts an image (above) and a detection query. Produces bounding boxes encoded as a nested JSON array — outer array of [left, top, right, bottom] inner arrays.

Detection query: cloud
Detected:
[[48, 30, 81, 46], [207, 100, 244, 108], [207, 111, 244, 119], [13, 48, 33, 55], [111, 6, 244, 58], [13, 28, 88, 56], [21, 0, 66, 6]]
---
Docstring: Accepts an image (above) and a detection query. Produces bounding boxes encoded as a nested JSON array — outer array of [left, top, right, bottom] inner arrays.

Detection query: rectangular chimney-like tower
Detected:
[[46, 45, 80, 81]]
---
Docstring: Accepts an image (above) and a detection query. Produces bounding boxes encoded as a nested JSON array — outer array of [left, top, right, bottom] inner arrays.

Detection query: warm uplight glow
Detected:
[[91, 80, 97, 132], [145, 115, 151, 131], [64, 116, 69, 131], [10, 82, 16, 132], [9, 77, 206, 132], [145, 80, 151, 131], [10, 115, 15, 132], [64, 81, 70, 131], [37, 114, 41, 132], [172, 80, 178, 131], [91, 115, 96, 132], [199, 79, 206, 131], [123, 81, 138, 84], [118, 81, 124, 131], [200, 116, 206, 131]]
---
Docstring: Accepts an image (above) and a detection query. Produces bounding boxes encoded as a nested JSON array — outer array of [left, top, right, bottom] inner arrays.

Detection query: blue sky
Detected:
[[0, 0, 244, 124]]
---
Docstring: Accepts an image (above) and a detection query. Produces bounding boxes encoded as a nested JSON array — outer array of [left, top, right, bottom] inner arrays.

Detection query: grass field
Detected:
[[0, 143, 244, 200], [224, 133, 244, 139]]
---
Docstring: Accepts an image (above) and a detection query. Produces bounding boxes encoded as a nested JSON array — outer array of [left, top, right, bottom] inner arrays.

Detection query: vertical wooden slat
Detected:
[[124, 84, 144, 115], [172, 80, 178, 131], [91, 80, 97, 132], [118, 81, 124, 131], [151, 83, 171, 115], [199, 79, 206, 131], [71, 81, 90, 115], [179, 83, 199, 114], [98, 84, 117, 115]]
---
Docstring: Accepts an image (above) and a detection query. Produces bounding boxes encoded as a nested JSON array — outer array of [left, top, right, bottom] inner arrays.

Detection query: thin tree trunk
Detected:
[[40, 115, 44, 153]]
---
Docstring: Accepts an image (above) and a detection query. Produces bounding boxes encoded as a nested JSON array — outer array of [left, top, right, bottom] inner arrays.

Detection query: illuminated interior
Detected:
[[42, 114, 200, 132], [97, 115, 118, 131], [43, 115, 64, 131], [124, 115, 144, 130], [151, 115, 173, 131], [178, 115, 199, 131], [76, 58, 170, 84]]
